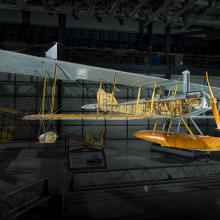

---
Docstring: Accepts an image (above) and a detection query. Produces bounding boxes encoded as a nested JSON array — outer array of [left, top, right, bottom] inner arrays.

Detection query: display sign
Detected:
[[68, 147, 107, 170]]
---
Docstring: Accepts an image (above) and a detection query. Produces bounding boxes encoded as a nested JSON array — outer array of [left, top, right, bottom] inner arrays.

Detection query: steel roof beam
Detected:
[[129, 0, 145, 19], [86, 0, 94, 15], [182, 0, 220, 30], [164, 0, 197, 27], [145, 0, 174, 27], [195, 19, 220, 26], [109, 0, 121, 15]]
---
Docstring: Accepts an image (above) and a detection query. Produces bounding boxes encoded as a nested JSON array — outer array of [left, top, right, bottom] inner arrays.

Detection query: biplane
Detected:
[[0, 44, 220, 151]]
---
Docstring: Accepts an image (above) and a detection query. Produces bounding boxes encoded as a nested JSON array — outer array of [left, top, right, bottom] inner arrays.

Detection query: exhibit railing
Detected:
[[69, 163, 220, 191], [0, 178, 50, 220]]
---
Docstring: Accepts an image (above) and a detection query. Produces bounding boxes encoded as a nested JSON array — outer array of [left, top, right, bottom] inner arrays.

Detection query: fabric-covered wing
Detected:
[[1, 49, 220, 97], [0, 49, 171, 87]]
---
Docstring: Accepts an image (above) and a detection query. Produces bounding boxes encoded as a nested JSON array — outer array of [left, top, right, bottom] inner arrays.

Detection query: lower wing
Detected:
[[23, 113, 153, 121]]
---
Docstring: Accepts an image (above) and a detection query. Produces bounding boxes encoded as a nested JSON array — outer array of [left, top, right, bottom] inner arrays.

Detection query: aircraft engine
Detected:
[[38, 131, 57, 144]]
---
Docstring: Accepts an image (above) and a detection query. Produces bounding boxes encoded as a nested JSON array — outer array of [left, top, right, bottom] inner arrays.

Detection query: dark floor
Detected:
[[1, 140, 220, 219], [64, 180, 220, 220]]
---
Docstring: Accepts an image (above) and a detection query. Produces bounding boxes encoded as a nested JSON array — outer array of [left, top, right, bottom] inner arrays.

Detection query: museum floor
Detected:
[[1, 140, 220, 219]]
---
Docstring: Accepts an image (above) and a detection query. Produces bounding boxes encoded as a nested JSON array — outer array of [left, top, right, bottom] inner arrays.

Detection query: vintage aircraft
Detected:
[[0, 44, 220, 151]]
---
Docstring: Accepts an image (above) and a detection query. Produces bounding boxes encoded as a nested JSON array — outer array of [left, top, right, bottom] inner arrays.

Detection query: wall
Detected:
[[0, 9, 139, 32]]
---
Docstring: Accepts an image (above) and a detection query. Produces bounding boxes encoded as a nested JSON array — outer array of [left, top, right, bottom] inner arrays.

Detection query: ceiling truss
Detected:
[[1, 0, 220, 30]]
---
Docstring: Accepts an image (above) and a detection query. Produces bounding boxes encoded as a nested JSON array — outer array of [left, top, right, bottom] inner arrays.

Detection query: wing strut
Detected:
[[168, 120, 173, 132], [136, 83, 142, 114], [150, 81, 157, 114], [97, 80, 103, 115], [41, 71, 47, 114], [173, 84, 178, 98], [110, 74, 117, 113], [181, 118, 194, 135], [153, 120, 158, 131], [51, 64, 58, 113], [167, 83, 179, 133]]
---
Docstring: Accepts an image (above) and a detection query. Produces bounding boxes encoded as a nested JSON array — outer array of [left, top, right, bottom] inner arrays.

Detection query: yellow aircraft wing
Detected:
[[23, 113, 152, 121]]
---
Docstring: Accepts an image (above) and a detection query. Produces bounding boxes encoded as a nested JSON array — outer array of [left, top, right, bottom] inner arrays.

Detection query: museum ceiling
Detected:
[[0, 0, 220, 30]]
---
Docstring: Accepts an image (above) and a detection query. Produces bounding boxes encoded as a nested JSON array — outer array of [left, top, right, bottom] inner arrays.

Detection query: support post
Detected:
[[162, 121, 166, 131], [176, 119, 181, 133], [68, 173, 74, 192], [42, 179, 50, 197], [165, 24, 171, 79], [21, 10, 30, 43], [147, 22, 153, 56], [190, 118, 203, 135], [138, 21, 144, 44], [58, 14, 66, 47], [57, 14, 66, 136]]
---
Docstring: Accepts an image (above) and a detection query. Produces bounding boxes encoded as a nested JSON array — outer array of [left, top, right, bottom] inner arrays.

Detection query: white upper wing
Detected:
[[0, 49, 220, 97]]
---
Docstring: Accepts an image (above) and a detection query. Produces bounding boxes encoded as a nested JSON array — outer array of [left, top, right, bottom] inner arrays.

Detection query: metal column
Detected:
[[165, 24, 171, 79], [21, 10, 30, 44], [138, 21, 144, 44], [57, 14, 66, 135], [147, 23, 153, 66]]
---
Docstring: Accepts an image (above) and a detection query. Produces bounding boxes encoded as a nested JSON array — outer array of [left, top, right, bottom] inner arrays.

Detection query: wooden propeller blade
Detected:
[[206, 71, 220, 129]]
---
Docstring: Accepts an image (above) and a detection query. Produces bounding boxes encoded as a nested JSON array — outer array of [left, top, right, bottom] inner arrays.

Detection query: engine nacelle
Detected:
[[38, 131, 57, 144]]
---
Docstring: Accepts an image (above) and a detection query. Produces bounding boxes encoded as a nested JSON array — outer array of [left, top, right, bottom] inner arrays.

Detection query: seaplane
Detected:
[[0, 43, 220, 151]]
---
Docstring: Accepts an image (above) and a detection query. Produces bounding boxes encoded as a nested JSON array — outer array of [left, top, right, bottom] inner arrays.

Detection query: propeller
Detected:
[[205, 70, 220, 129]]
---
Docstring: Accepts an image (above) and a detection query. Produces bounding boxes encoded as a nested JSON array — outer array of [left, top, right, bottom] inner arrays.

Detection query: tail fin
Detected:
[[205, 71, 220, 129], [97, 89, 118, 112]]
